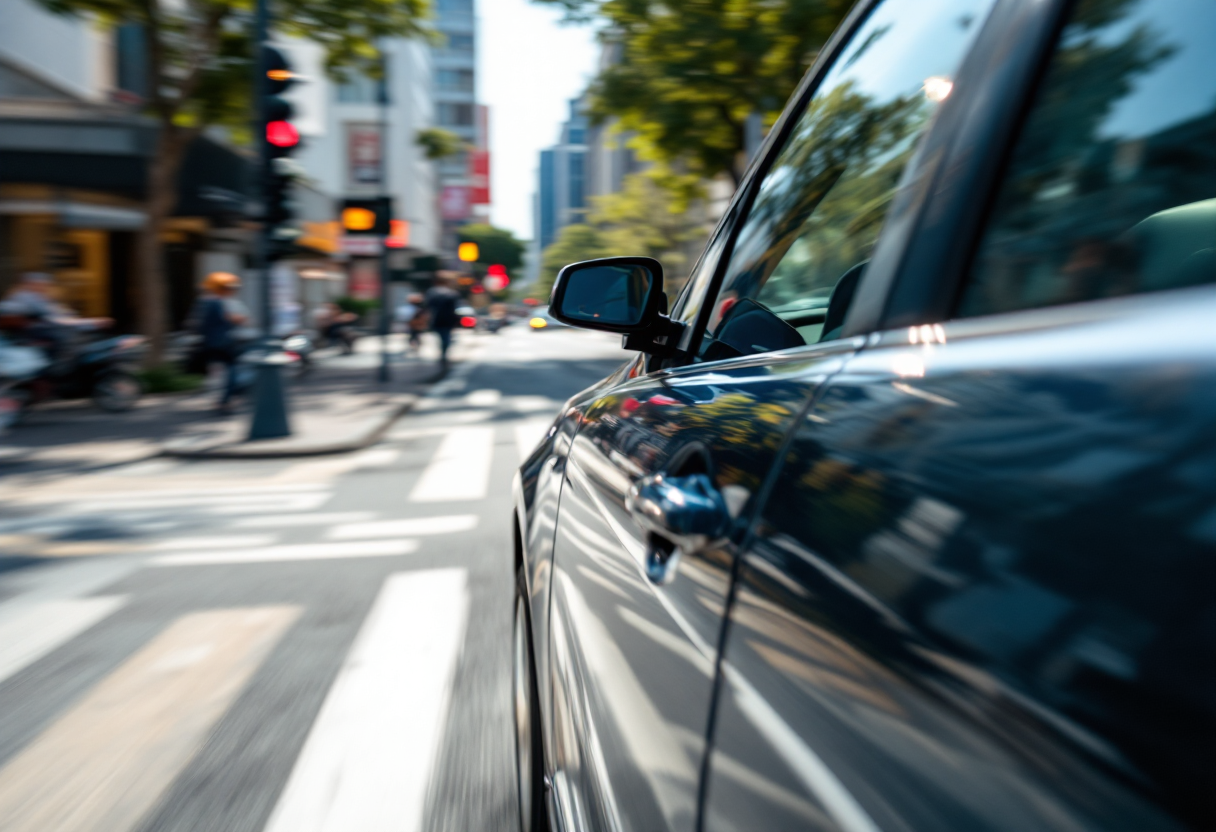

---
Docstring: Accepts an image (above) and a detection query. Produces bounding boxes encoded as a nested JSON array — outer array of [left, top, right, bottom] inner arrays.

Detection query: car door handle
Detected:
[[626, 473, 730, 584]]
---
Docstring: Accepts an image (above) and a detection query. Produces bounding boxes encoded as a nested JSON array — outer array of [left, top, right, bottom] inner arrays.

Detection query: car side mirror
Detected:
[[549, 256, 683, 356]]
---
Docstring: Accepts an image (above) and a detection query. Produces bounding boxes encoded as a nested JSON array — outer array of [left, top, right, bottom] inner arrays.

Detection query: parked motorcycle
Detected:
[[0, 337, 49, 431], [15, 335, 146, 413]]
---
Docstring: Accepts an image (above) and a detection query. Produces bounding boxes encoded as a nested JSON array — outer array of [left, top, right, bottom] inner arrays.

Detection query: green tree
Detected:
[[35, 0, 432, 362], [457, 224, 527, 272], [415, 126, 467, 160], [536, 224, 611, 300], [590, 169, 707, 293], [537, 0, 853, 184]]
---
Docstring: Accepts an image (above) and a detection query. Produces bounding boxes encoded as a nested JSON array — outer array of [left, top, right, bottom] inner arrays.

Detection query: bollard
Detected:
[[247, 352, 293, 440]]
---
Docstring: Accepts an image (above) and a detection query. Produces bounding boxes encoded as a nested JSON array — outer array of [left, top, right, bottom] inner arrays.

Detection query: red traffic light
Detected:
[[266, 120, 299, 148]]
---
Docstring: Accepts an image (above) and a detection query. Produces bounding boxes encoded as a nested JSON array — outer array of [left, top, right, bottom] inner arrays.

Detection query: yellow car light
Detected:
[[529, 317, 548, 329]]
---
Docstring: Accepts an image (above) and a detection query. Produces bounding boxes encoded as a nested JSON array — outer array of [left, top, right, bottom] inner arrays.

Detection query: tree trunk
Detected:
[[137, 123, 192, 368]]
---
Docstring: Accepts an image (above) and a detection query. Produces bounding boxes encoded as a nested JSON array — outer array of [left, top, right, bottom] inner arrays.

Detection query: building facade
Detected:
[[429, 0, 492, 256], [536, 98, 589, 253], [0, 0, 258, 330]]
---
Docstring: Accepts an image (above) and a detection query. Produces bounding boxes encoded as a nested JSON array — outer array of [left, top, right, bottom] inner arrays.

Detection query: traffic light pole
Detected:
[[377, 42, 392, 384], [253, 0, 271, 335], [246, 0, 292, 441]]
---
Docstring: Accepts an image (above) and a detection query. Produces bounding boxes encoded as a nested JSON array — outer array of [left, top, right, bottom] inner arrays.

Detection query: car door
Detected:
[[704, 1, 1216, 830], [543, 0, 1003, 828]]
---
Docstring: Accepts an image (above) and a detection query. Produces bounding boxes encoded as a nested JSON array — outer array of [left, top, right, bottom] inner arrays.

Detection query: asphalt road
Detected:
[[0, 324, 625, 832]]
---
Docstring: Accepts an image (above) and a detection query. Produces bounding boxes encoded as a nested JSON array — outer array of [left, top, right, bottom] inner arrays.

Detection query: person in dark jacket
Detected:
[[424, 276, 461, 367], [192, 272, 248, 413]]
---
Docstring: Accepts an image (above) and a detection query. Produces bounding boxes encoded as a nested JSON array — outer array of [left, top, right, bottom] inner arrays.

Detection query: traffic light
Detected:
[[341, 197, 393, 236], [262, 46, 301, 260], [485, 263, 510, 292]]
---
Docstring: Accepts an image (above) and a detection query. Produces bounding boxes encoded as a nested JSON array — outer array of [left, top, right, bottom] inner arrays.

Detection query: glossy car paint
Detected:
[[546, 342, 855, 832], [513, 0, 1216, 827], [705, 288, 1216, 831]]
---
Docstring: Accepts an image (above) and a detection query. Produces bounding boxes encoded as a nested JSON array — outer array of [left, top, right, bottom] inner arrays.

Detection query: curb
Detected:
[[159, 395, 418, 460]]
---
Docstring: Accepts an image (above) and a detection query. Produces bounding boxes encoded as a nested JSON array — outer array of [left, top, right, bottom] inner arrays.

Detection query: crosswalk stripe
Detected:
[[515, 420, 552, 463], [0, 606, 299, 832], [262, 570, 468, 832], [149, 539, 418, 566], [464, 388, 502, 407], [326, 514, 478, 540], [68, 493, 331, 513], [148, 535, 278, 551], [0, 597, 126, 687], [201, 494, 333, 515], [408, 427, 494, 502], [231, 511, 378, 529]]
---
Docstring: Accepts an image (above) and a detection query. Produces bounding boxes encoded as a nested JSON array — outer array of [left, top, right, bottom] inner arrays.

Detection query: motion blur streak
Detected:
[[0, 606, 299, 832]]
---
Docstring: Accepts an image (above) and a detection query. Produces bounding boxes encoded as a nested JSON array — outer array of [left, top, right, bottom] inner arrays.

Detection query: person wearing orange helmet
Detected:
[[191, 271, 249, 413]]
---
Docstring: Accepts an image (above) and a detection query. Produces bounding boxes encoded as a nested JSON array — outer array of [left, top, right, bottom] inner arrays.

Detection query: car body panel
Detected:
[[546, 342, 857, 832], [705, 287, 1216, 831]]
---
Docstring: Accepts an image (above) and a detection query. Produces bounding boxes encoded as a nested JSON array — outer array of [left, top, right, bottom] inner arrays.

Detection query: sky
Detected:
[[479, 0, 599, 241]]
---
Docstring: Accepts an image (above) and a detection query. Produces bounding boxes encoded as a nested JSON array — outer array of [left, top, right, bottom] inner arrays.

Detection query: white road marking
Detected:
[[68, 493, 331, 513], [352, 448, 400, 468], [464, 388, 502, 407], [262, 569, 469, 832], [148, 535, 278, 551], [231, 511, 378, 529], [409, 427, 494, 502], [199, 494, 333, 515], [515, 420, 552, 463], [383, 426, 453, 442], [507, 395, 560, 413], [325, 514, 478, 540], [150, 539, 418, 566], [0, 597, 126, 687], [0, 606, 298, 832]]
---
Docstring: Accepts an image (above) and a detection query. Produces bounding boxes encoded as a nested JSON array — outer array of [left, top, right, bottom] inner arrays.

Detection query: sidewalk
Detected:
[[0, 333, 481, 478]]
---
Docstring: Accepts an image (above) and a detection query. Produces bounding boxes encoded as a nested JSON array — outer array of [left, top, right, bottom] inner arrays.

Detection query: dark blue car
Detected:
[[512, 0, 1216, 830]]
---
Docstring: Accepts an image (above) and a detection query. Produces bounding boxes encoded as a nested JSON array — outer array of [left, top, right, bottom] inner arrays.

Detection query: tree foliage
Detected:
[[458, 224, 527, 272], [536, 224, 612, 300], [416, 126, 468, 160], [538, 0, 853, 183], [536, 169, 710, 299], [590, 170, 707, 289]]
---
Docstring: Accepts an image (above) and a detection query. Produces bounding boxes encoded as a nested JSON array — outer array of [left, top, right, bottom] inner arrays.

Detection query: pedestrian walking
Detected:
[[424, 277, 460, 368], [404, 293, 427, 353], [190, 272, 248, 414]]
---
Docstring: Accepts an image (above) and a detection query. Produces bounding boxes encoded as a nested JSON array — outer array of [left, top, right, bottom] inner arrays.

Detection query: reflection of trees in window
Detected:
[[963, 0, 1216, 315], [722, 82, 927, 321]]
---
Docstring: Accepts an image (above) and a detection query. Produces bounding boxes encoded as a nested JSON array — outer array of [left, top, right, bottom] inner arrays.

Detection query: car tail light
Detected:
[[460, 316, 477, 328]]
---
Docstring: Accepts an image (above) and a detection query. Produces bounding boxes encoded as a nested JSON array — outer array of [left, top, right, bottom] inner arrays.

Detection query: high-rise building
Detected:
[[431, 0, 490, 254], [584, 44, 640, 203], [290, 34, 438, 308], [536, 98, 588, 252]]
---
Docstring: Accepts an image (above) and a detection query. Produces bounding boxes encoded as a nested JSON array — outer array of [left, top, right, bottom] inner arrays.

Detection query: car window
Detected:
[[696, 0, 997, 362], [958, 0, 1216, 319]]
